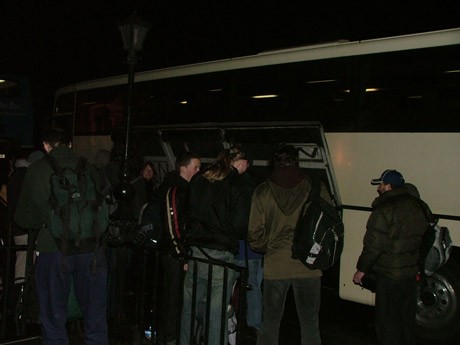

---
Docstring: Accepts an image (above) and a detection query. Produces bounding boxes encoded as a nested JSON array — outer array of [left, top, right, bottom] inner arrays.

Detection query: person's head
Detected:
[[229, 145, 250, 175], [42, 126, 72, 153], [175, 151, 201, 182], [27, 150, 45, 165], [371, 169, 405, 195], [94, 149, 111, 169], [141, 161, 155, 181], [272, 145, 299, 168], [203, 145, 250, 182], [12, 148, 30, 168]]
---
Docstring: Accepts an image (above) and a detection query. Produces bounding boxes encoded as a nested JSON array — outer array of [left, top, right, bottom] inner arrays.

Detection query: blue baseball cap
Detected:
[[371, 169, 405, 187]]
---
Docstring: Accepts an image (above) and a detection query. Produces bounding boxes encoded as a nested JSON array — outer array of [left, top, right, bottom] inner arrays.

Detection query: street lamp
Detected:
[[113, 14, 150, 203]]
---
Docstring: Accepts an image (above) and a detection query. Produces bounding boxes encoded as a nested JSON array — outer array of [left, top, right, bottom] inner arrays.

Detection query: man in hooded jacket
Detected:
[[248, 145, 331, 345]]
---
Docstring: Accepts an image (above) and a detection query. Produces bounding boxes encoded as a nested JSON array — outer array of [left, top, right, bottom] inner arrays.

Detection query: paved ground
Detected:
[[0, 288, 377, 345], [2, 288, 436, 345]]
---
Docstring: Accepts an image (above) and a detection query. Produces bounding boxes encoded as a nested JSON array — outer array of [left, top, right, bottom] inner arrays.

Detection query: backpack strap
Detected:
[[44, 154, 62, 175], [308, 176, 321, 202], [298, 176, 320, 218], [44, 155, 70, 270], [166, 186, 182, 255], [75, 156, 104, 274], [417, 200, 436, 287], [74, 157, 89, 248]]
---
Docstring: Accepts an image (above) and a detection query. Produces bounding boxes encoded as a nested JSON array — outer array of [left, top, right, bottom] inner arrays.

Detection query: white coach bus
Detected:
[[53, 27, 460, 343]]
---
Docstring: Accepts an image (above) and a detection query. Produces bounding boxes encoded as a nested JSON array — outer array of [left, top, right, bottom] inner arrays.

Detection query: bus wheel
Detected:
[[416, 259, 460, 344]]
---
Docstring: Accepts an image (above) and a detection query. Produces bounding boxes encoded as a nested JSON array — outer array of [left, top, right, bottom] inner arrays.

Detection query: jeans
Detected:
[[14, 234, 28, 283], [180, 247, 236, 345], [375, 274, 417, 345], [257, 278, 321, 345], [236, 258, 263, 330], [35, 250, 108, 345]]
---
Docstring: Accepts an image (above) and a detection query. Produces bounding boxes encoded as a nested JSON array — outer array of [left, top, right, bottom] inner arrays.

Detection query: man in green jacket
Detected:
[[15, 127, 108, 345], [353, 169, 431, 345], [248, 145, 330, 345]]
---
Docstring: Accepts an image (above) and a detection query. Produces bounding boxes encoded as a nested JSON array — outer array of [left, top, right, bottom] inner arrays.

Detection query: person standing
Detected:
[[14, 126, 109, 345], [131, 161, 157, 221], [180, 147, 252, 345], [353, 169, 431, 345], [7, 150, 44, 307], [235, 240, 263, 337], [248, 145, 330, 345], [155, 151, 201, 340]]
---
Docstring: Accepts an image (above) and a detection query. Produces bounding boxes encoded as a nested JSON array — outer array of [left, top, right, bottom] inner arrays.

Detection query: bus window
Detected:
[[359, 46, 460, 132]]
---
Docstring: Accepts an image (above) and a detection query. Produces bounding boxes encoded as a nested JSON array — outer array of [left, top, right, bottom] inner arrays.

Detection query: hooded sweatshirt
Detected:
[[248, 166, 322, 279]]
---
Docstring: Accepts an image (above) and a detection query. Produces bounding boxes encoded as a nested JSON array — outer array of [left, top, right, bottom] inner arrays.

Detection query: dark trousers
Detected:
[[375, 274, 417, 345], [159, 254, 184, 339], [257, 278, 321, 345], [35, 250, 108, 345]]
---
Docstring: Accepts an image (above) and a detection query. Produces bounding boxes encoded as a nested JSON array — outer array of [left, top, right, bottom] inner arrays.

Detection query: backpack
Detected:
[[164, 185, 187, 256], [291, 180, 344, 271], [136, 185, 187, 254], [45, 155, 108, 258], [420, 220, 453, 276]]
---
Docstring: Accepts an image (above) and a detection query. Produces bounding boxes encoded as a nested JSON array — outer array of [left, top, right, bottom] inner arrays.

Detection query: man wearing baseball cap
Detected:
[[353, 169, 432, 345]]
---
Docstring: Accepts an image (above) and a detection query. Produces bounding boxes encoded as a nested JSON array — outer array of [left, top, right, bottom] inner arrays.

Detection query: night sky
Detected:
[[1, 1, 459, 122]]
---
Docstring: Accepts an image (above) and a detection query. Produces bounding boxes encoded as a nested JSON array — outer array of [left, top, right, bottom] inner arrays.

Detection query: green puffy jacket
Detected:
[[357, 187, 432, 279]]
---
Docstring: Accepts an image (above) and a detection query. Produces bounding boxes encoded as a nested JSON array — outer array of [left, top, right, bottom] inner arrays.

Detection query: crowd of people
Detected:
[[0, 126, 433, 345]]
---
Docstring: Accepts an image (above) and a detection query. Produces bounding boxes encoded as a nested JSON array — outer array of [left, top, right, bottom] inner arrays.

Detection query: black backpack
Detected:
[[137, 185, 187, 254], [291, 180, 344, 271]]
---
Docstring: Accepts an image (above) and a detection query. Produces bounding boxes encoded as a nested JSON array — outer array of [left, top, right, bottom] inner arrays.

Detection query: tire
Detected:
[[416, 259, 460, 344]]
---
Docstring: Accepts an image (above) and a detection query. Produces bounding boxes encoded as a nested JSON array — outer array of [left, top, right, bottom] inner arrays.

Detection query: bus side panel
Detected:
[[326, 132, 460, 217], [339, 209, 376, 306]]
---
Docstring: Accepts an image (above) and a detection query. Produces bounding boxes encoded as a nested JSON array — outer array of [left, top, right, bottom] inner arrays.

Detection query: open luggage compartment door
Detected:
[[141, 121, 341, 210]]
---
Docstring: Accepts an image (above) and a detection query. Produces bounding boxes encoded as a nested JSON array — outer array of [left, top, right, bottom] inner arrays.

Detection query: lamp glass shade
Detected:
[[118, 15, 150, 52]]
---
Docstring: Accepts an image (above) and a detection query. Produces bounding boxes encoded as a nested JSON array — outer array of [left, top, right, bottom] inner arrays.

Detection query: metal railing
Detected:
[[138, 248, 248, 345], [1, 233, 248, 345]]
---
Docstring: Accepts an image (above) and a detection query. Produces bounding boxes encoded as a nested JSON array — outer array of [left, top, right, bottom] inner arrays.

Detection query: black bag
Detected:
[[291, 180, 344, 271], [137, 185, 188, 254]]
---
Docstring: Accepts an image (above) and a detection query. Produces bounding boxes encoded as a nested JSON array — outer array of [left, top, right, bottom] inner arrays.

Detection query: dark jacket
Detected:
[[185, 168, 253, 254], [131, 176, 155, 221], [356, 187, 432, 279], [157, 170, 189, 200], [14, 146, 105, 253]]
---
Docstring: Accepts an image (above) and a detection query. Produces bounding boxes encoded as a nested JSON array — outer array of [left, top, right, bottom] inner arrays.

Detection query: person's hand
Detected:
[[353, 270, 365, 285], [183, 263, 188, 272]]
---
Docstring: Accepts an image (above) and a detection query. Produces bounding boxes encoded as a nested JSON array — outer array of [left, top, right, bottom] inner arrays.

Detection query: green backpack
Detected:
[[45, 155, 108, 260]]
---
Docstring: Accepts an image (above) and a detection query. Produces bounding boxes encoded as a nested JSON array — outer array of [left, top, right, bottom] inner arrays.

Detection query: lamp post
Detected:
[[114, 14, 150, 202]]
